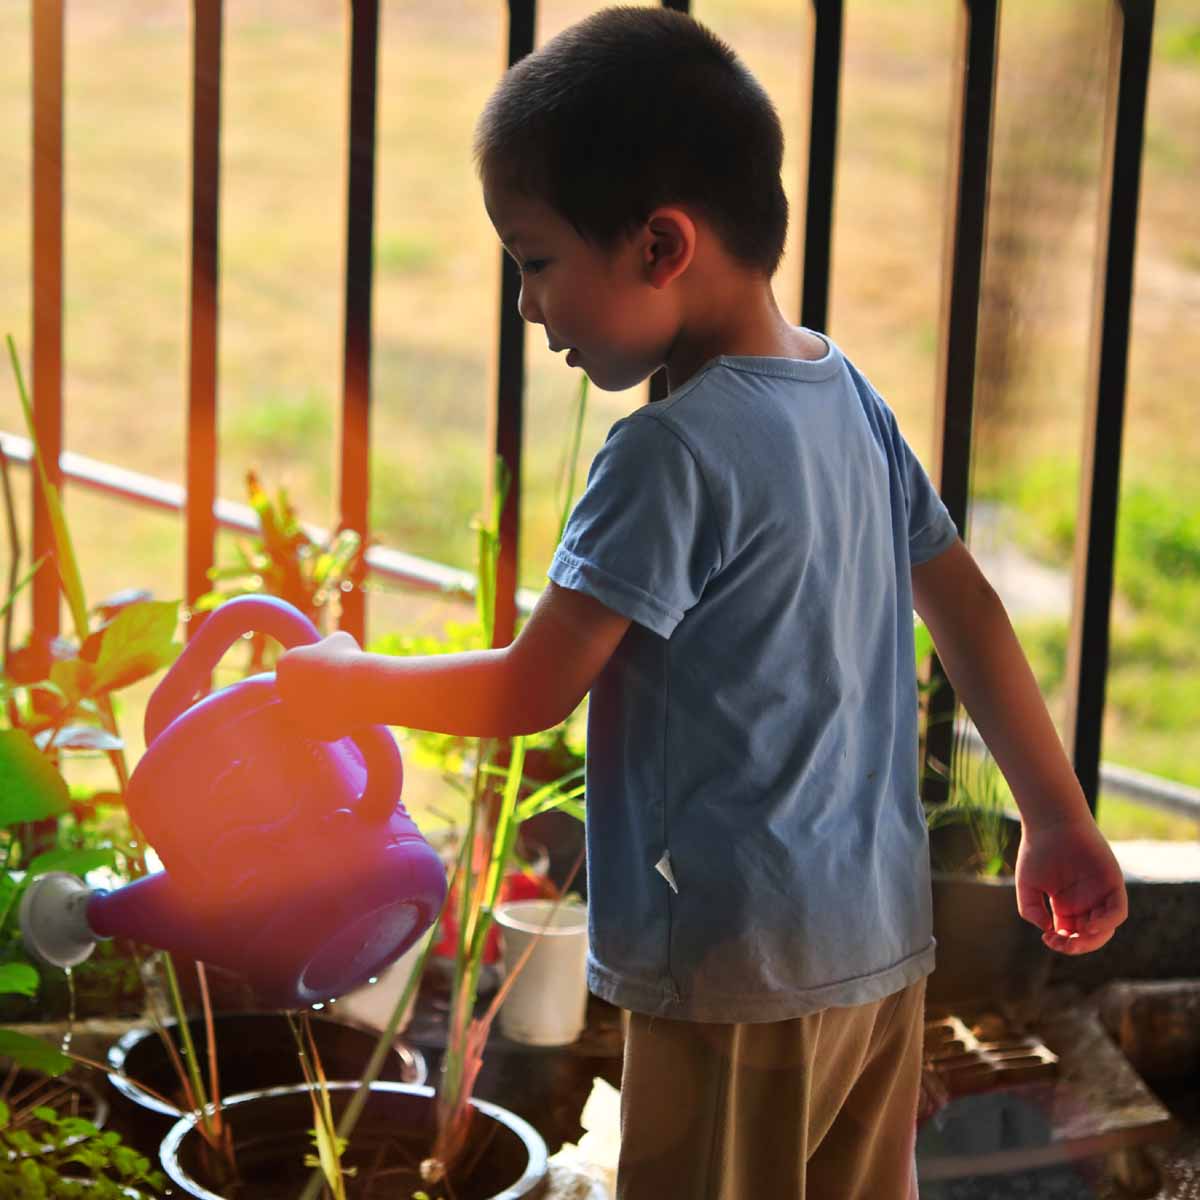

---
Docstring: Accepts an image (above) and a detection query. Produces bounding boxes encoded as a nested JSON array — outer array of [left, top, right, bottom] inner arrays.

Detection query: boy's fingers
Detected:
[[1015, 885, 1052, 931], [1043, 925, 1116, 955]]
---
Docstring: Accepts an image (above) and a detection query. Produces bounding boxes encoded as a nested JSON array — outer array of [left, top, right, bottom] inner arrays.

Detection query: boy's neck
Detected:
[[663, 274, 826, 392]]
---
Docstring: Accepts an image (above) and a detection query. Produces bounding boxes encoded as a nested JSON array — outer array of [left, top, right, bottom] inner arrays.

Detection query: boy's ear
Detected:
[[642, 207, 696, 289]]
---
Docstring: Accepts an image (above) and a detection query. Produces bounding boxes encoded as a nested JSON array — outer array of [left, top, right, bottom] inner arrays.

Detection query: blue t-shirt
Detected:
[[548, 338, 958, 1022]]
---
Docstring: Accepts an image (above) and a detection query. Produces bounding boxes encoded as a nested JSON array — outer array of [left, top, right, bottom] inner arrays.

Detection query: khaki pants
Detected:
[[617, 977, 926, 1200]]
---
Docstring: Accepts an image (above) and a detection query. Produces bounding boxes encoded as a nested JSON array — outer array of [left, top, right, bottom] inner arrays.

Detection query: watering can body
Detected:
[[35, 596, 446, 1008]]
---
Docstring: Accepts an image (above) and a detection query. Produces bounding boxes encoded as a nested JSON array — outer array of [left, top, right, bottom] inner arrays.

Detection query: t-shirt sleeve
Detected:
[[897, 433, 958, 565], [548, 414, 722, 638], [843, 357, 956, 564]]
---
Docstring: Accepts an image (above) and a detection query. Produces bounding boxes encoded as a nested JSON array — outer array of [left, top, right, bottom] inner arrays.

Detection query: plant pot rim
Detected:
[[1, 1068, 109, 1157], [106, 1011, 426, 1117], [494, 897, 587, 935], [930, 870, 1015, 886], [159, 1080, 549, 1200]]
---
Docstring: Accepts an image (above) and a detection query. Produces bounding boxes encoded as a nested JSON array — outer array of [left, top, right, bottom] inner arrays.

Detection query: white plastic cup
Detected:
[[335, 936, 424, 1034], [495, 899, 589, 1046]]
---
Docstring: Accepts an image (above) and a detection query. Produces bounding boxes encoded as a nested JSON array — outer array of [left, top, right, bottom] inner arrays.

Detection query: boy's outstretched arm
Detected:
[[275, 581, 631, 739], [911, 539, 1128, 956]]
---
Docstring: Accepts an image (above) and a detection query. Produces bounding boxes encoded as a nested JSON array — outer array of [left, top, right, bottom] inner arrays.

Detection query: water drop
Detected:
[[61, 966, 76, 1053], [311, 1002, 325, 1011]]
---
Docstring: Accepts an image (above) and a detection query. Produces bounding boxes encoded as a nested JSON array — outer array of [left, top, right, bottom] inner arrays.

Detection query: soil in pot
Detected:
[[107, 1011, 425, 1119], [162, 1081, 547, 1200]]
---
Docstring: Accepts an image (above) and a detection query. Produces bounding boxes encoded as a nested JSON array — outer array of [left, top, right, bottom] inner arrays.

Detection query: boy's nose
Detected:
[[517, 283, 542, 326]]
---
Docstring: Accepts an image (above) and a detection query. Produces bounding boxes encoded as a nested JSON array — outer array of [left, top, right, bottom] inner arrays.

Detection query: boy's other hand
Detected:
[[276, 631, 361, 741], [1014, 816, 1128, 955]]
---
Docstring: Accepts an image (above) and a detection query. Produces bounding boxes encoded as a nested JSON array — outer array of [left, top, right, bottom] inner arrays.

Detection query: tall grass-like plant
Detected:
[[2, 335, 234, 1171], [297, 378, 591, 1198], [915, 616, 1013, 878]]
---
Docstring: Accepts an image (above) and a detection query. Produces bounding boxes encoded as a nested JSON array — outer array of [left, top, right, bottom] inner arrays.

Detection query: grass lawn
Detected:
[[1, 0, 1197, 834]]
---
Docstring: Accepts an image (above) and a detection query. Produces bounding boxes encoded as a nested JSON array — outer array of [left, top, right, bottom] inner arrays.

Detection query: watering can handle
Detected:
[[145, 596, 402, 823]]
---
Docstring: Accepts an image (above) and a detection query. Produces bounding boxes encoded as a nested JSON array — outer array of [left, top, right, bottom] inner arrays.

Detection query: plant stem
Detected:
[[161, 953, 217, 1142], [295, 921, 442, 1200]]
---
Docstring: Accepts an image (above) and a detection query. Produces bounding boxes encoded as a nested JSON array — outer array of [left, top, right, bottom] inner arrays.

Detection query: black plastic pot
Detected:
[[106, 1011, 425, 1121], [0, 1066, 109, 1144], [927, 815, 1053, 1011], [160, 1080, 549, 1199]]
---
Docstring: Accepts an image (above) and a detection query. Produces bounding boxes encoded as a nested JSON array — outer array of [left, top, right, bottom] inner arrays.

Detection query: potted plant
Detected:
[[158, 380, 592, 1200], [916, 620, 1052, 1016], [155, 501, 564, 1199]]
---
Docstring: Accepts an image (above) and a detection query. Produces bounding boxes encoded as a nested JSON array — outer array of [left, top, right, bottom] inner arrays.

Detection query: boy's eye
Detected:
[[520, 259, 548, 276]]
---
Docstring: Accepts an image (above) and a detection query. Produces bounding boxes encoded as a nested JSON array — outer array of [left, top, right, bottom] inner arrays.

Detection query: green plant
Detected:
[[925, 749, 1014, 878], [295, 378, 591, 1199], [195, 468, 368, 671], [914, 617, 1013, 878], [2, 335, 234, 1176], [0, 1093, 167, 1198]]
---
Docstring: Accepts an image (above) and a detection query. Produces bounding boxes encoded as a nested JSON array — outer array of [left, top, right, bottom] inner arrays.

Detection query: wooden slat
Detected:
[[922, 0, 999, 809], [491, 0, 536, 648], [1064, 0, 1155, 810], [185, 0, 223, 627], [799, 0, 843, 334], [31, 0, 64, 642], [338, 0, 380, 644]]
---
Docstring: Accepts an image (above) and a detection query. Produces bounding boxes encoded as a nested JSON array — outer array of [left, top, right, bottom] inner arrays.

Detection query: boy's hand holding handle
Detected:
[[912, 539, 1129, 957], [276, 630, 363, 742]]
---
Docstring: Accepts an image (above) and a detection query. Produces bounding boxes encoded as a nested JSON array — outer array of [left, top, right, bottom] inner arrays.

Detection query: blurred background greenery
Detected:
[[0, 0, 1196, 838]]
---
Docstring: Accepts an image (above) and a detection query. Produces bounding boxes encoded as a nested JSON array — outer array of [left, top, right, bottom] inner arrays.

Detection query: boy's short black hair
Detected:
[[475, 6, 789, 276]]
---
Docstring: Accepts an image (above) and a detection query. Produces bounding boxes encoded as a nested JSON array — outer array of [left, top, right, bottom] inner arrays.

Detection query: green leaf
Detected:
[[0, 1029, 72, 1075], [0, 556, 49, 624], [8, 335, 89, 641], [913, 618, 934, 671], [0, 962, 39, 997], [90, 601, 182, 695], [26, 847, 116, 877], [0, 730, 71, 825], [48, 659, 94, 706]]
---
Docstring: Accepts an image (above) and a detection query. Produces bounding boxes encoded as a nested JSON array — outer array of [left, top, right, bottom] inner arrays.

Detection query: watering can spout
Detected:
[[87, 872, 237, 968]]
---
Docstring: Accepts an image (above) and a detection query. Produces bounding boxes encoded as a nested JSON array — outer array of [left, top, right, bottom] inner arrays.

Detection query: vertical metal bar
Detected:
[[1064, 0, 1155, 811], [921, 0, 1000, 809], [648, 0, 691, 403], [799, 0, 843, 334], [491, 0, 536, 648], [186, 1, 223, 626], [31, 0, 64, 642], [339, 0, 380, 644]]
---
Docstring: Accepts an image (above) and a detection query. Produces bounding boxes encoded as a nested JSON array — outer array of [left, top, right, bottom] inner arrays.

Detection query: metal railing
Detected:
[[15, 0, 1163, 818]]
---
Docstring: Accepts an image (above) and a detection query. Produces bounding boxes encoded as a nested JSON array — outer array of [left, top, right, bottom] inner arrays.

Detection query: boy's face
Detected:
[[483, 181, 677, 392]]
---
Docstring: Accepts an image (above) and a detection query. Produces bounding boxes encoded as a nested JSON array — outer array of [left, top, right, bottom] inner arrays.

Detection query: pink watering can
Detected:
[[20, 596, 446, 1008]]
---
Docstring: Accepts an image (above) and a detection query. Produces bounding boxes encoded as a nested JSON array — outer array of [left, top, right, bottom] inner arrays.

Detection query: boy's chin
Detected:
[[582, 362, 659, 394]]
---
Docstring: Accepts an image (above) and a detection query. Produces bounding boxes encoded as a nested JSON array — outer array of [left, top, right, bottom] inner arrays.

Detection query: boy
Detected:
[[278, 8, 1127, 1197]]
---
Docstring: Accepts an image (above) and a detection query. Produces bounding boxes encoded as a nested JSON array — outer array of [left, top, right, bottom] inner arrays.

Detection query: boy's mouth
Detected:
[[566, 349, 580, 368]]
